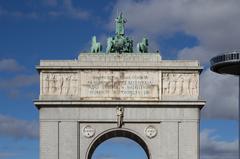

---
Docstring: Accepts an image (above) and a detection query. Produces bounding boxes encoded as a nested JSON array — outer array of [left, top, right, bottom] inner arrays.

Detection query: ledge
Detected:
[[34, 100, 206, 109], [36, 53, 202, 71]]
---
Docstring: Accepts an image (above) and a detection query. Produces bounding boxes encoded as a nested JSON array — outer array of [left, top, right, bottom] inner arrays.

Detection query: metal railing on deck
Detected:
[[210, 51, 240, 65]]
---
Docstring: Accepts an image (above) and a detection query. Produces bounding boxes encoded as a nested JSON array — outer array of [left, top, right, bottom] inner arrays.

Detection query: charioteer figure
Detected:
[[91, 12, 149, 54]]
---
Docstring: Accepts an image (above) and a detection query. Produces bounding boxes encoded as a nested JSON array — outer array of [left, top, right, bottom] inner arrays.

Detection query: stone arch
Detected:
[[86, 128, 150, 159]]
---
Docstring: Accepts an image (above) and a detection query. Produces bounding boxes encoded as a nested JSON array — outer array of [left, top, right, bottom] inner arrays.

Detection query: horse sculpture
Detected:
[[137, 38, 148, 53], [90, 36, 102, 53]]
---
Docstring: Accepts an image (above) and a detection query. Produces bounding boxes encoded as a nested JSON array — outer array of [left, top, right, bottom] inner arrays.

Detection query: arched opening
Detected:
[[92, 137, 148, 159], [87, 129, 150, 159]]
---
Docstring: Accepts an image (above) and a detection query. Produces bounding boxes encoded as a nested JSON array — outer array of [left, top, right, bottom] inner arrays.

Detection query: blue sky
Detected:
[[0, 0, 239, 159]]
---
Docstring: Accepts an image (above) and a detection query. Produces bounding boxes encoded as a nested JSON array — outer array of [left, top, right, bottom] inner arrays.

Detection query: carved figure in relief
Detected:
[[42, 73, 79, 96], [116, 107, 124, 128], [188, 74, 198, 96], [163, 74, 170, 95], [49, 74, 57, 94], [70, 75, 78, 96], [56, 75, 63, 95], [169, 74, 176, 95], [182, 76, 188, 95], [43, 74, 50, 95], [63, 75, 71, 95], [175, 74, 184, 95], [48, 74, 52, 94]]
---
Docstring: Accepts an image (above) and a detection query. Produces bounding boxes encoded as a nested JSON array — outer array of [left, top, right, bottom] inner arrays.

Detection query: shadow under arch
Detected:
[[86, 128, 150, 159]]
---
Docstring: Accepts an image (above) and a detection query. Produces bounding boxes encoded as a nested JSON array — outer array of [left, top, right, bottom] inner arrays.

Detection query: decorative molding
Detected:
[[82, 125, 95, 138], [145, 125, 157, 139]]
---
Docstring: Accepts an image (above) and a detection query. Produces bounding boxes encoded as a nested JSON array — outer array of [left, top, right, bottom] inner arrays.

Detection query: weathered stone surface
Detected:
[[40, 122, 58, 159], [39, 107, 200, 121], [38, 54, 202, 101], [162, 72, 199, 100], [78, 53, 161, 62], [82, 125, 95, 138], [59, 122, 78, 159], [145, 125, 158, 138], [40, 71, 199, 100], [41, 73, 79, 96], [179, 122, 198, 159], [80, 70, 159, 100], [35, 53, 205, 159], [159, 122, 178, 159]]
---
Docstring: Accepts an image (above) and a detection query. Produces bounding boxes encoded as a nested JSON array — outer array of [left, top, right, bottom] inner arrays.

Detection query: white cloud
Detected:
[[200, 129, 238, 159], [0, 59, 38, 99], [110, 0, 240, 63], [177, 46, 210, 64], [47, 0, 89, 20], [110, 0, 240, 120], [0, 59, 25, 72], [0, 6, 38, 19], [0, 114, 39, 140], [200, 69, 238, 120], [0, 74, 39, 89], [0, 74, 39, 98], [0, 152, 17, 159], [62, 0, 89, 19]]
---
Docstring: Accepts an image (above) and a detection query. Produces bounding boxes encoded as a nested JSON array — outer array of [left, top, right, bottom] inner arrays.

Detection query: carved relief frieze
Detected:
[[41, 73, 78, 96], [40, 71, 199, 99], [162, 73, 198, 96]]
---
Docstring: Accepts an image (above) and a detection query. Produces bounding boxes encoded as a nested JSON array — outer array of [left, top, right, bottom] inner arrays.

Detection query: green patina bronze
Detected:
[[90, 12, 148, 53], [106, 12, 133, 53], [90, 36, 102, 53], [137, 38, 148, 53]]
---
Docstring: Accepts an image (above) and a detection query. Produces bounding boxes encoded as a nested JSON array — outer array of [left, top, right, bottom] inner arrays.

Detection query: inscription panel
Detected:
[[81, 71, 159, 100]]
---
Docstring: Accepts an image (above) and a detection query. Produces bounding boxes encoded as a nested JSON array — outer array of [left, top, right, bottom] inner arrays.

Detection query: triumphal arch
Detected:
[[34, 13, 205, 159]]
